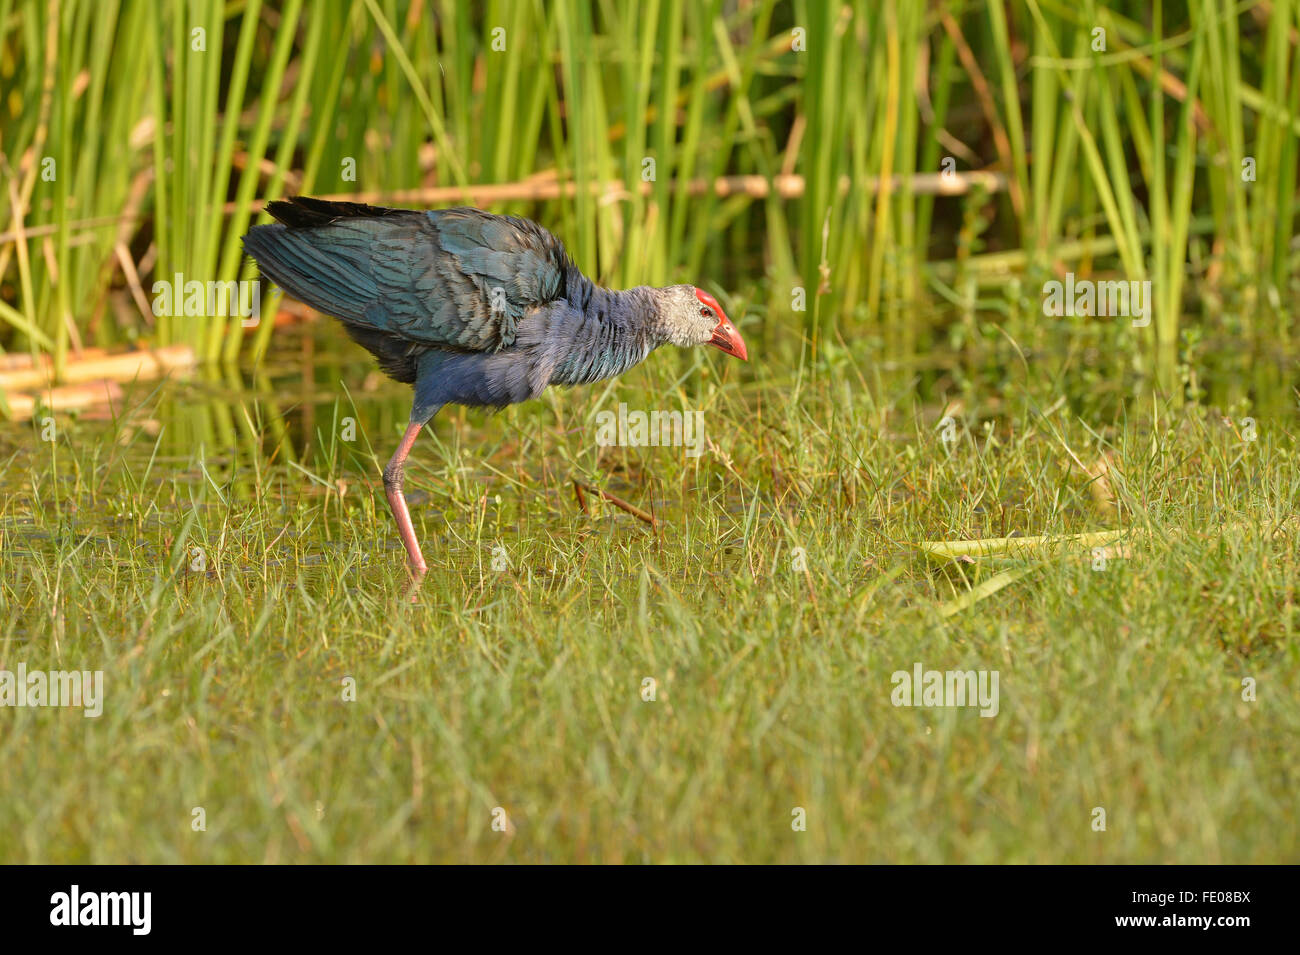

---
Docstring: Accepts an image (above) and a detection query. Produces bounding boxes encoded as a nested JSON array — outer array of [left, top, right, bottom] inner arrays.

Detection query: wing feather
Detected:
[[244, 199, 572, 354]]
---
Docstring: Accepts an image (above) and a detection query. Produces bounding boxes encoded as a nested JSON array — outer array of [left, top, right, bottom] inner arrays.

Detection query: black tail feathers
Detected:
[[264, 195, 415, 230]]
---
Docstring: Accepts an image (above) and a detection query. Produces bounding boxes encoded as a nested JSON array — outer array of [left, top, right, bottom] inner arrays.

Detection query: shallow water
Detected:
[[2, 318, 1296, 588]]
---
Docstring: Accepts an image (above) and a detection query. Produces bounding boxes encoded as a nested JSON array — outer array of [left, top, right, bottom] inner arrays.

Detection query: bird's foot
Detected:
[[403, 566, 427, 604]]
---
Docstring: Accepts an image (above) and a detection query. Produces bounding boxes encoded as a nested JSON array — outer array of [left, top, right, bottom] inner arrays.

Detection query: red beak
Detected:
[[695, 289, 747, 361], [709, 317, 748, 361]]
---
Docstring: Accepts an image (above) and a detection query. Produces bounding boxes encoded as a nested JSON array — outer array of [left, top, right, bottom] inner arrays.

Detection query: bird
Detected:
[[242, 196, 748, 576]]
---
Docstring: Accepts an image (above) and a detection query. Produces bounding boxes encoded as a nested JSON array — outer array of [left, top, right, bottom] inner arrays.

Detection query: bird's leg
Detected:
[[383, 421, 427, 577]]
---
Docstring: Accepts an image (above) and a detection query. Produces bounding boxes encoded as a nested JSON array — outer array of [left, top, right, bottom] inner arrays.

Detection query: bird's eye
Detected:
[[700, 307, 712, 317]]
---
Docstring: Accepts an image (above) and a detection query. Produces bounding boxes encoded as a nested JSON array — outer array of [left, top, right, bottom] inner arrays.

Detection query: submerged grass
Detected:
[[0, 336, 1295, 863]]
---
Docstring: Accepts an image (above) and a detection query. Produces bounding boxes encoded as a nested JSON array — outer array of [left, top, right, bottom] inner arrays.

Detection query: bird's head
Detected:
[[656, 285, 748, 361]]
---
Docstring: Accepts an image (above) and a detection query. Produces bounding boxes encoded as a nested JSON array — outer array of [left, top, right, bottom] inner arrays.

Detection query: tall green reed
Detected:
[[0, 0, 1294, 395]]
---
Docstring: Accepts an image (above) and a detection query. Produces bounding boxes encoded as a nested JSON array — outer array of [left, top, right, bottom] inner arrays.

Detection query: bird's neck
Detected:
[[537, 271, 665, 386], [565, 269, 669, 346]]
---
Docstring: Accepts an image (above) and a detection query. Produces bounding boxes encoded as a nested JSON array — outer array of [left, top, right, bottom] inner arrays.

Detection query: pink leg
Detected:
[[383, 421, 427, 576]]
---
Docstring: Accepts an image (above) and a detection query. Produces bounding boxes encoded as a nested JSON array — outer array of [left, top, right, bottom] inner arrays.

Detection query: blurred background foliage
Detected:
[[0, 0, 1296, 400]]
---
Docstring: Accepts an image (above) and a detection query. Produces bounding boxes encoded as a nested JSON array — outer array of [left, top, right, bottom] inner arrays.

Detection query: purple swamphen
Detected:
[[242, 196, 748, 576]]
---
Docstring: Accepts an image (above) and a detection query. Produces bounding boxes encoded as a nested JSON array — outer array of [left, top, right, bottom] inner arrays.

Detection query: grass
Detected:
[[0, 0, 1296, 865], [1, 333, 1296, 863]]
